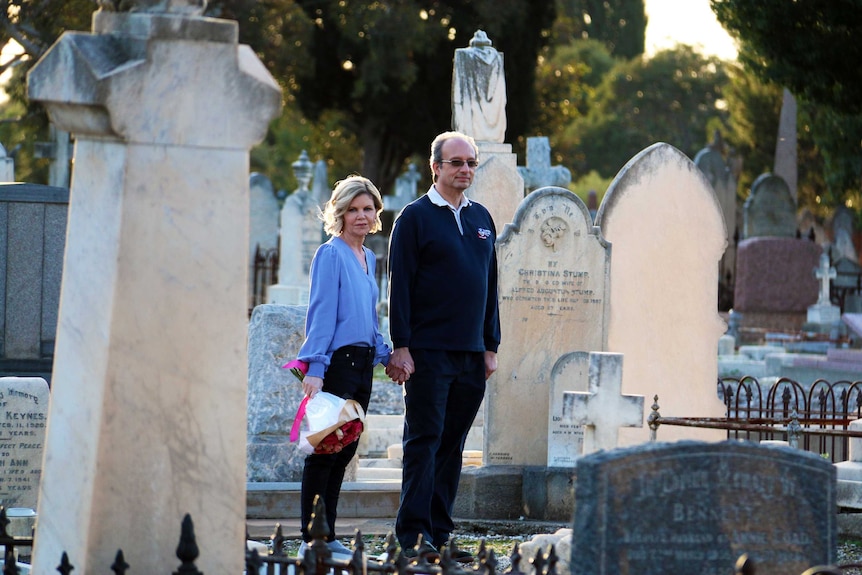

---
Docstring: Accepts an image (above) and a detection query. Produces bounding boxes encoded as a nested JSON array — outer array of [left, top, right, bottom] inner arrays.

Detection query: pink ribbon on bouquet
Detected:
[[290, 395, 310, 443]]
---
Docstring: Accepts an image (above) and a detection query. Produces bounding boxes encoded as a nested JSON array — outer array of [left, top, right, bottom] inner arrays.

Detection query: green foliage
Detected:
[[529, 39, 617, 159], [556, 44, 730, 179], [237, 0, 557, 194], [250, 106, 362, 196], [570, 169, 613, 207], [0, 0, 93, 184], [711, 0, 862, 219], [553, 0, 646, 59], [712, 0, 862, 115]]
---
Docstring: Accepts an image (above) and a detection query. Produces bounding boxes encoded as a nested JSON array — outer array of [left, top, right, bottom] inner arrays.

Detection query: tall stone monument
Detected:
[[774, 88, 798, 202], [452, 30, 523, 229], [27, 3, 281, 574], [267, 150, 323, 306]]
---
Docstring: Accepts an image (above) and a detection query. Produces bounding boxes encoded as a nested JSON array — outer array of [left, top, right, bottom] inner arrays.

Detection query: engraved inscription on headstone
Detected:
[[0, 377, 49, 509], [572, 441, 836, 575]]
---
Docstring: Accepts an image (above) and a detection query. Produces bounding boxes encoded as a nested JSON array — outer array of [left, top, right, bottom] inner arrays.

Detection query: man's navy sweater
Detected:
[[388, 194, 501, 353]]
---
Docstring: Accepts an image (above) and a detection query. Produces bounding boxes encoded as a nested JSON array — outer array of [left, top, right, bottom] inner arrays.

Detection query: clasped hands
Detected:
[[385, 347, 414, 385]]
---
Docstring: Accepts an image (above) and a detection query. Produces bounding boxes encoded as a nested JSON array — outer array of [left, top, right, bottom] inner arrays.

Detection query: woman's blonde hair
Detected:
[[322, 175, 384, 236]]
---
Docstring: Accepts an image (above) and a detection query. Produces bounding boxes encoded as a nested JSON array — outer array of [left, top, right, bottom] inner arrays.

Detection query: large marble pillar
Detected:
[[27, 5, 281, 574]]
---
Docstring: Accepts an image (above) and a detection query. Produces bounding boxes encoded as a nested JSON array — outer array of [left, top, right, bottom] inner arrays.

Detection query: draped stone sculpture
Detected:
[[452, 30, 506, 143]]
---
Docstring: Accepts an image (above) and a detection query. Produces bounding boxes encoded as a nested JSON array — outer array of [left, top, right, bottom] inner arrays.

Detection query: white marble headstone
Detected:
[[0, 377, 49, 510], [486, 187, 609, 466]]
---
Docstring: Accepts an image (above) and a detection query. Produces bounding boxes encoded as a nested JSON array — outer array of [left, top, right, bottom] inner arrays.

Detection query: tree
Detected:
[[552, 0, 645, 59], [215, 0, 556, 194], [4, 1, 556, 194], [529, 38, 617, 164], [721, 62, 825, 212], [711, 0, 862, 115], [557, 44, 730, 179], [0, 0, 93, 183], [712, 0, 862, 214]]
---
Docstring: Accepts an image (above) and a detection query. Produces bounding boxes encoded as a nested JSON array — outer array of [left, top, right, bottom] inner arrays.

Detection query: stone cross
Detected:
[[815, 252, 837, 305], [517, 137, 571, 193], [562, 352, 643, 454], [384, 163, 421, 212]]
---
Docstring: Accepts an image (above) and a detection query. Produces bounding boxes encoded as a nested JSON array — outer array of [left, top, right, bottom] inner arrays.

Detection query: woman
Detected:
[[295, 175, 399, 557]]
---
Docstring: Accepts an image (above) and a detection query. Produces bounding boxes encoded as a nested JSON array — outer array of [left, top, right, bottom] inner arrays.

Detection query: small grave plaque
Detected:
[[572, 440, 836, 575], [0, 377, 49, 509]]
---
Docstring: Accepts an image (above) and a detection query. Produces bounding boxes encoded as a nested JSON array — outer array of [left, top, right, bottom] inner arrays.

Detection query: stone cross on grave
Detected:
[[517, 136, 571, 193], [816, 252, 837, 305], [562, 352, 644, 454]]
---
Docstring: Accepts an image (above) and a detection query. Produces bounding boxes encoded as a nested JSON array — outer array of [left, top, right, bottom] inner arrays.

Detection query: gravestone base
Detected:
[[807, 303, 842, 328], [454, 465, 523, 520], [453, 465, 576, 522], [522, 467, 576, 522]]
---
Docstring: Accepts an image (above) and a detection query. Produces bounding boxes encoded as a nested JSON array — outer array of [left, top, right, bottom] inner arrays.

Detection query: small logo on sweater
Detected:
[[477, 228, 491, 239]]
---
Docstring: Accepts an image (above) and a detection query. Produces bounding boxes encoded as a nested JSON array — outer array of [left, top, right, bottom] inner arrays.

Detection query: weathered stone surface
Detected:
[[572, 441, 836, 575]]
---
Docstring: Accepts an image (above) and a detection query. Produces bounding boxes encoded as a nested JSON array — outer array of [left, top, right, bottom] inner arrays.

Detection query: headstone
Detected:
[[0, 377, 49, 510], [561, 352, 643, 456], [0, 143, 13, 182], [27, 6, 281, 574], [694, 130, 738, 287], [249, 172, 280, 309], [247, 304, 312, 482], [808, 252, 841, 326], [452, 30, 506, 143], [742, 173, 797, 239], [734, 237, 820, 313], [452, 30, 523, 229], [311, 159, 329, 207], [773, 88, 798, 202], [384, 163, 421, 213], [267, 150, 322, 305], [596, 143, 727, 445], [486, 186, 609, 467], [0, 183, 69, 383], [572, 441, 836, 575], [517, 137, 571, 193], [832, 205, 857, 262]]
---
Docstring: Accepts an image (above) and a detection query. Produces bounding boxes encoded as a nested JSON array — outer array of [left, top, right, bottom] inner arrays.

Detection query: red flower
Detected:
[[314, 420, 365, 454]]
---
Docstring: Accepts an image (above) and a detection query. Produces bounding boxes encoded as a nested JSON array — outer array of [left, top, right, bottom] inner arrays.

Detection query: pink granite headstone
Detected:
[[734, 237, 821, 312]]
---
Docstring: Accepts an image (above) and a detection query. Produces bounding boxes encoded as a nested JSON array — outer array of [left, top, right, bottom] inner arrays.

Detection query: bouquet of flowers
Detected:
[[284, 359, 365, 455]]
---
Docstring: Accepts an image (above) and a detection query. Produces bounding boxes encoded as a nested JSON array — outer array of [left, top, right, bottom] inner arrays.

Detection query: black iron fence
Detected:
[[251, 244, 279, 315], [247, 497, 559, 575], [4, 491, 861, 573], [648, 376, 862, 463]]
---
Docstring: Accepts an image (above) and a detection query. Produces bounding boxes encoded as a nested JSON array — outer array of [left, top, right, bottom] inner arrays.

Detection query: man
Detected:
[[386, 131, 501, 560]]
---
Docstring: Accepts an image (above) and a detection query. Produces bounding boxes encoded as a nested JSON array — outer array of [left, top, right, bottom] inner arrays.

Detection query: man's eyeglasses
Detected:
[[440, 159, 479, 169]]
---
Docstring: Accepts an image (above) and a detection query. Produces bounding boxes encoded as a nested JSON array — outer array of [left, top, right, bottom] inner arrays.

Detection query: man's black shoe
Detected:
[[402, 542, 440, 562], [440, 541, 474, 563]]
